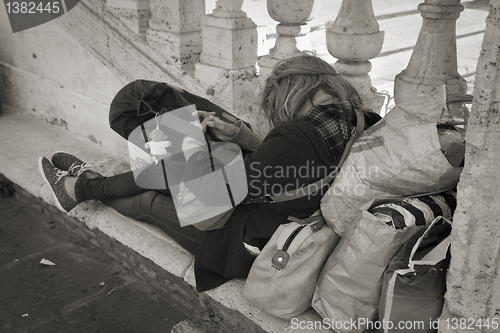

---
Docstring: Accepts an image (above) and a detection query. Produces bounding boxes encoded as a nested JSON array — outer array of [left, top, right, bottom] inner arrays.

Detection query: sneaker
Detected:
[[38, 157, 79, 213], [51, 152, 102, 179]]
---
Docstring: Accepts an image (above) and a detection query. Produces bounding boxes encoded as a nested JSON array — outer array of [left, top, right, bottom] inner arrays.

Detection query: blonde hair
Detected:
[[261, 54, 363, 127]]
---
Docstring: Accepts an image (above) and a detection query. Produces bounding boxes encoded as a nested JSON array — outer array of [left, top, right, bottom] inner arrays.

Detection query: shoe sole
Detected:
[[38, 156, 70, 213]]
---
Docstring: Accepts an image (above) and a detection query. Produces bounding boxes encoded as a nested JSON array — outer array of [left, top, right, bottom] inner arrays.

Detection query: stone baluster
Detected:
[[394, 0, 467, 106], [326, 0, 385, 112], [195, 0, 261, 130], [198, 0, 257, 70], [258, 0, 319, 78], [106, 0, 151, 39], [438, 1, 500, 330], [146, 0, 204, 71]]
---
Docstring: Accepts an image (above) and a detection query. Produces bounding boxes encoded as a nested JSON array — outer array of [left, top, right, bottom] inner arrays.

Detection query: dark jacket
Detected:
[[186, 104, 381, 292]]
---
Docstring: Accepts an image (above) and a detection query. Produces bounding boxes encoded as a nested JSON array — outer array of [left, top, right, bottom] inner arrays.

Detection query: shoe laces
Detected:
[[68, 162, 97, 178], [55, 169, 70, 184]]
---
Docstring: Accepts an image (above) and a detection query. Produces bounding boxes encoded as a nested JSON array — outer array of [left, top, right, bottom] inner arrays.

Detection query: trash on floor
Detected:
[[40, 258, 56, 266]]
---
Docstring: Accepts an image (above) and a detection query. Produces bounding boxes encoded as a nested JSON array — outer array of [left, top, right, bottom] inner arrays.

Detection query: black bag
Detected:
[[378, 217, 452, 333], [109, 80, 247, 141]]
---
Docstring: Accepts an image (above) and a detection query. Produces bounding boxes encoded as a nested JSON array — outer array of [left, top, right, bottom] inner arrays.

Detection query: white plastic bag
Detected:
[[321, 87, 465, 235]]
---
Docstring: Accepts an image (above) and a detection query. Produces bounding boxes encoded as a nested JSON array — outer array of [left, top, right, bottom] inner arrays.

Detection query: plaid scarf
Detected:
[[301, 101, 358, 160]]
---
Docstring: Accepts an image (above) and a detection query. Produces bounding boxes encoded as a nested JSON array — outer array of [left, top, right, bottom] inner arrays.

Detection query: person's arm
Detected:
[[197, 111, 264, 150], [228, 120, 263, 151], [182, 122, 320, 205]]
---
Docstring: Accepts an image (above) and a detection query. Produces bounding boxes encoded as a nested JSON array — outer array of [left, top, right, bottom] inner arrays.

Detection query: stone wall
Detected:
[[0, 5, 128, 153], [0, 0, 211, 153]]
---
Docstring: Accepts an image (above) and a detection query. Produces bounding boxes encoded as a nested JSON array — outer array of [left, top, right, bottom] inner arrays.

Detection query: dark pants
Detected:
[[75, 171, 204, 254]]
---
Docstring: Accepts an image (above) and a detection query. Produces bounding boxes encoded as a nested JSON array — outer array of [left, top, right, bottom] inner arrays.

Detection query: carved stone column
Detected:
[[195, 0, 261, 132], [326, 0, 385, 113], [394, 0, 467, 106], [146, 0, 204, 71], [438, 0, 500, 330], [106, 0, 150, 39], [198, 0, 257, 70], [258, 0, 318, 78]]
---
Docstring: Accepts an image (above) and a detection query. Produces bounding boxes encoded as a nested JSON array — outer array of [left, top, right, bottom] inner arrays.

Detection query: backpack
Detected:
[[109, 79, 248, 141]]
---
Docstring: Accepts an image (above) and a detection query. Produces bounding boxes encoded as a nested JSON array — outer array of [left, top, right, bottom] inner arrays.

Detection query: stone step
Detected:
[[171, 312, 228, 333]]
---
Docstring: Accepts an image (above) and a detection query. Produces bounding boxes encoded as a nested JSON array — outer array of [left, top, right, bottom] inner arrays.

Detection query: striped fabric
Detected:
[[370, 190, 457, 229]]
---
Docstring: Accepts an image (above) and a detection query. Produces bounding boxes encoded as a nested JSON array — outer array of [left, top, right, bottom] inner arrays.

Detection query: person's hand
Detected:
[[194, 111, 239, 141]]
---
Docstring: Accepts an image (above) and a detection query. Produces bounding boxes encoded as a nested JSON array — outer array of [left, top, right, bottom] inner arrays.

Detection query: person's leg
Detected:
[[70, 169, 171, 202], [58, 163, 200, 252], [103, 191, 203, 254], [72, 171, 149, 202]]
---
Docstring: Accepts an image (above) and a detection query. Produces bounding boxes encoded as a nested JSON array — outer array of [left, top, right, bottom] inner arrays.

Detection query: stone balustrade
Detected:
[[394, 0, 467, 105], [103, 0, 386, 122], [257, 0, 319, 77], [326, 0, 385, 112], [194, 0, 261, 128], [100, 0, 481, 120], [106, 0, 151, 39], [146, 0, 204, 71]]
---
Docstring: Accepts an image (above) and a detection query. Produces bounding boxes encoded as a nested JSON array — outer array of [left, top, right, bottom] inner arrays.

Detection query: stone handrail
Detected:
[[58, 0, 206, 96], [59, 0, 388, 135]]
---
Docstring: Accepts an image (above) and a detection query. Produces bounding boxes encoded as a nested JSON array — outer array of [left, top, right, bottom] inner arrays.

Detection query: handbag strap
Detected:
[[443, 93, 473, 126], [446, 93, 473, 105], [278, 215, 326, 252], [245, 108, 365, 204], [271, 214, 326, 271]]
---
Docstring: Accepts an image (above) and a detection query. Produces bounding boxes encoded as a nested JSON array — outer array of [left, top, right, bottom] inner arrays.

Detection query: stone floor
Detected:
[[0, 191, 192, 332]]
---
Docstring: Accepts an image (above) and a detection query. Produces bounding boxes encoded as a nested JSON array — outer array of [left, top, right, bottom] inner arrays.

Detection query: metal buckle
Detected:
[[244, 194, 275, 204], [262, 194, 275, 204], [270, 250, 289, 272]]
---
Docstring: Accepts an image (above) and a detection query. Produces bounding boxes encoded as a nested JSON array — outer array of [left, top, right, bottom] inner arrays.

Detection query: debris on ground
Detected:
[[40, 258, 56, 266]]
